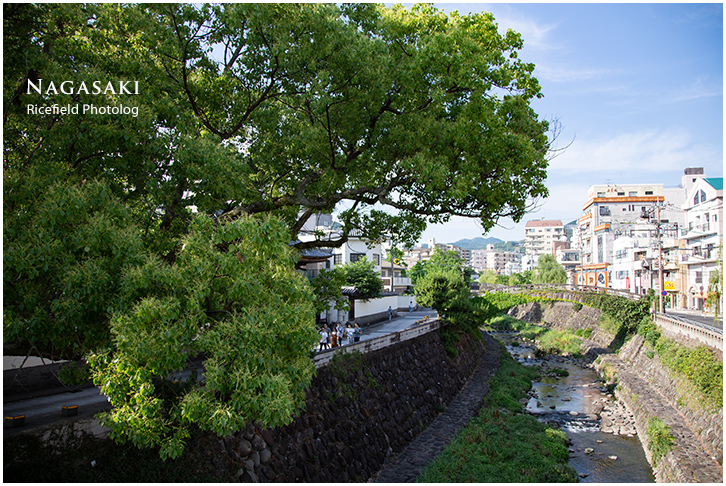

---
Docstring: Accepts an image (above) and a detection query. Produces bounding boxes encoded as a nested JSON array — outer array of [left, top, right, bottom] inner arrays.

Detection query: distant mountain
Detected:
[[450, 236, 503, 250]]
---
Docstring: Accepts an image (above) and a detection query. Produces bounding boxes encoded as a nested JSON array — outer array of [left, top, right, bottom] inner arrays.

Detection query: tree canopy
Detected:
[[4, 3, 550, 458], [340, 257, 384, 301], [532, 254, 567, 284]]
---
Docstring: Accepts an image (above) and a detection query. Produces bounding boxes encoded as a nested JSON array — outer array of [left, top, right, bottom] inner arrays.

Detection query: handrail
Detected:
[[313, 316, 441, 368], [654, 313, 722, 351], [657, 312, 723, 335], [478, 283, 644, 301]]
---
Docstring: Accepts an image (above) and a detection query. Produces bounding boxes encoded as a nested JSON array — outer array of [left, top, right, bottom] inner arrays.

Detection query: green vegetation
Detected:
[[580, 292, 653, 350], [485, 314, 583, 356], [653, 340, 722, 410], [537, 329, 583, 357], [5, 3, 550, 458], [339, 257, 384, 300], [636, 314, 722, 410], [417, 350, 578, 483], [646, 417, 674, 467], [532, 254, 567, 284]]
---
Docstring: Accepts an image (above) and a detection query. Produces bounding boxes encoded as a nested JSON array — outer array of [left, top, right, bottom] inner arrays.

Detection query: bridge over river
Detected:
[[479, 283, 723, 352]]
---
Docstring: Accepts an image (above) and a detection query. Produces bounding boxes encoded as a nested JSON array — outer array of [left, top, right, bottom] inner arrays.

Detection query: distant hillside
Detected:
[[450, 236, 502, 250]]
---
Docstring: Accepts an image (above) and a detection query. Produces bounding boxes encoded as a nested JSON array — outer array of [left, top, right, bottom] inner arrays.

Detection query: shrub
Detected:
[[646, 417, 674, 467]]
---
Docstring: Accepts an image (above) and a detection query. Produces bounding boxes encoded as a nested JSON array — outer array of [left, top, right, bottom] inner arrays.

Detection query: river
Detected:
[[493, 331, 655, 483]]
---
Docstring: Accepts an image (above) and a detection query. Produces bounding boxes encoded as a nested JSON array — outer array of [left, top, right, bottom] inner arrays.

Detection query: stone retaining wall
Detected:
[[208, 329, 486, 482], [508, 301, 723, 483]]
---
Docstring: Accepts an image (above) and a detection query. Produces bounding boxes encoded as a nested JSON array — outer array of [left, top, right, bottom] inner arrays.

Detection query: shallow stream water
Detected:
[[493, 332, 655, 483]]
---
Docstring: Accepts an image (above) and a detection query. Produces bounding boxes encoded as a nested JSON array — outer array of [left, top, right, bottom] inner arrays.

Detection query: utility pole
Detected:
[[657, 203, 665, 313], [643, 202, 666, 313]]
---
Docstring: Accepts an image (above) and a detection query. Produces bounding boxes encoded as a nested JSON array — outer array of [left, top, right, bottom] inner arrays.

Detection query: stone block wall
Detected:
[[208, 329, 485, 482], [509, 300, 723, 482]]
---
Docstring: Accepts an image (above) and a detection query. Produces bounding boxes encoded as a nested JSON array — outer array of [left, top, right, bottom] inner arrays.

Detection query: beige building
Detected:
[[471, 245, 521, 275], [524, 219, 567, 257], [575, 182, 685, 288]]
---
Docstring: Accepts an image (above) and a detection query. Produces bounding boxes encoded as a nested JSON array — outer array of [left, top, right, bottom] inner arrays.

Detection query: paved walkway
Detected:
[[370, 331, 502, 483]]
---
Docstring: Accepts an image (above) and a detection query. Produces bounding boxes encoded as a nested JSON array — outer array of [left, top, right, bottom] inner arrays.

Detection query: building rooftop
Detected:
[[704, 177, 723, 191], [525, 219, 564, 228]]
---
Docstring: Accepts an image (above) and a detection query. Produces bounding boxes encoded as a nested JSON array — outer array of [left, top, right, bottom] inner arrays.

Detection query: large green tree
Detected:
[[4, 3, 551, 457], [532, 254, 567, 284], [340, 257, 384, 300]]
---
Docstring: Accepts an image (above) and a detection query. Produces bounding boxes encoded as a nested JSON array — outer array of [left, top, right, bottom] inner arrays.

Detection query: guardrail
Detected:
[[654, 313, 723, 351], [313, 316, 441, 368]]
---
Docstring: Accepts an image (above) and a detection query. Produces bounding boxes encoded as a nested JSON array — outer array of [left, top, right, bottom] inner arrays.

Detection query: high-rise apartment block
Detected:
[[524, 219, 567, 257]]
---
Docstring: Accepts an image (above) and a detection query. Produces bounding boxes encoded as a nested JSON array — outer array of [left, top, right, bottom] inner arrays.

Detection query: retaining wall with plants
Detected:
[[509, 301, 723, 483]]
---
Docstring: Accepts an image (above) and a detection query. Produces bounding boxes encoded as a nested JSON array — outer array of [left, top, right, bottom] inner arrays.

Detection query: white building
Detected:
[[472, 245, 521, 275], [681, 176, 723, 310], [524, 219, 567, 257]]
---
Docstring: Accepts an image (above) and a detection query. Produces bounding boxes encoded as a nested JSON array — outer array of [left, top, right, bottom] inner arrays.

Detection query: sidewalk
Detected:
[[317, 308, 438, 349]]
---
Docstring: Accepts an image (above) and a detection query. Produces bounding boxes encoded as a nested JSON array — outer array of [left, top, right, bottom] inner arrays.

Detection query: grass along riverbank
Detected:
[[416, 343, 578, 483]]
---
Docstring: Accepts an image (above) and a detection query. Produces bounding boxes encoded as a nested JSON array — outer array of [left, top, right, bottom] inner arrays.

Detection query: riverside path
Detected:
[[371, 330, 502, 482]]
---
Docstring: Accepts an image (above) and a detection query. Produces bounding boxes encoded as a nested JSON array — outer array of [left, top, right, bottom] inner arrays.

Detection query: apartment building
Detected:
[[681, 176, 723, 310], [471, 245, 521, 275], [402, 238, 471, 268], [524, 219, 567, 257], [575, 182, 685, 288]]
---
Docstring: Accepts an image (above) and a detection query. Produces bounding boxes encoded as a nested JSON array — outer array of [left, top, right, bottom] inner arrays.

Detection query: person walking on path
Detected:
[[346, 323, 354, 344], [319, 326, 329, 351], [330, 324, 338, 348], [337, 322, 345, 346], [353, 323, 361, 343], [388, 306, 393, 321]]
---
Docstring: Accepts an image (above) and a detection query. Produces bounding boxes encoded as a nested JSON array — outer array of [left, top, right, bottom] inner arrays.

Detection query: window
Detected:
[[350, 253, 366, 263], [617, 192, 625, 196], [334, 254, 343, 265], [629, 191, 638, 197], [372, 253, 381, 265], [695, 271, 702, 284], [616, 270, 629, 280], [694, 189, 706, 205], [597, 192, 605, 197], [599, 206, 611, 216], [645, 191, 653, 195]]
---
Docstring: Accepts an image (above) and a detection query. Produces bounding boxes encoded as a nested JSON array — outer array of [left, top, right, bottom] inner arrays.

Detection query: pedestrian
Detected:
[[330, 323, 338, 348], [409, 301, 413, 313], [346, 323, 354, 344], [388, 306, 393, 321], [319, 326, 329, 351], [353, 323, 361, 343], [337, 322, 345, 345]]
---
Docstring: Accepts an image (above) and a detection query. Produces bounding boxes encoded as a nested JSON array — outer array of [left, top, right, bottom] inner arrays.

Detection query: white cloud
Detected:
[[666, 78, 722, 103], [547, 129, 720, 176]]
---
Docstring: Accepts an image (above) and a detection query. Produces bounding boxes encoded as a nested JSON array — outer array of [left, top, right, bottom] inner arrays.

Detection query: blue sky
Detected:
[[417, 2, 723, 245]]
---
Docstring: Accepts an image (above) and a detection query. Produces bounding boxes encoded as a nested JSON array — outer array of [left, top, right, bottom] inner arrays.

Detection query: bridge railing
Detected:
[[479, 284, 723, 351], [313, 316, 441, 368], [478, 283, 643, 301]]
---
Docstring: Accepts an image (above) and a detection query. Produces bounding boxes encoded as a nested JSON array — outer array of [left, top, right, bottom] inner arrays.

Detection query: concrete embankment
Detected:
[[509, 301, 723, 483]]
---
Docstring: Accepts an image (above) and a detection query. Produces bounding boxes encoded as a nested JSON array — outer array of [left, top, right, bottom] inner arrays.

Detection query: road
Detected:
[[4, 309, 436, 437]]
